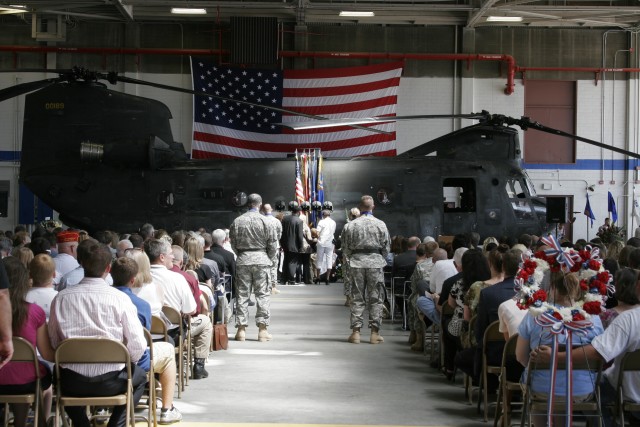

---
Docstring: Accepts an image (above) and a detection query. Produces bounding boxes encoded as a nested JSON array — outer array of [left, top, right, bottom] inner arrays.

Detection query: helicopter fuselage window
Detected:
[[443, 178, 476, 213]]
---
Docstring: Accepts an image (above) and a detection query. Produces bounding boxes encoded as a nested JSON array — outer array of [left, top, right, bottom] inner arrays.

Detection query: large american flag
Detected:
[[190, 57, 403, 158]]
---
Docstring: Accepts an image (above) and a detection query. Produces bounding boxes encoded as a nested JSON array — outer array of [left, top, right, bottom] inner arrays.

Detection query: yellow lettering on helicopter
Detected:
[[44, 102, 64, 110]]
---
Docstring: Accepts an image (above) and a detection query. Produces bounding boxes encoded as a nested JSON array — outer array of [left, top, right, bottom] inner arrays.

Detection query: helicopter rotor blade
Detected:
[[107, 73, 392, 136], [278, 112, 490, 130], [487, 114, 640, 160], [0, 78, 61, 103]]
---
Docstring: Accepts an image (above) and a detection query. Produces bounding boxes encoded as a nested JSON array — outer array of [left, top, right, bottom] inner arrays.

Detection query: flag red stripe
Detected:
[[282, 96, 397, 116], [194, 131, 394, 152], [284, 61, 404, 79], [283, 77, 400, 98]]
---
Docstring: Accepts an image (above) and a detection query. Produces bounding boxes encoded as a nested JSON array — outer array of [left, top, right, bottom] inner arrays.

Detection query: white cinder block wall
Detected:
[[1, 72, 638, 242]]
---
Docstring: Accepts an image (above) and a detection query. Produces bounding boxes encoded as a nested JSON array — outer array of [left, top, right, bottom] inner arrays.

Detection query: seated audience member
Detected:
[[497, 297, 526, 341], [116, 239, 133, 258], [13, 247, 34, 268], [184, 235, 220, 288], [475, 248, 523, 388], [607, 240, 625, 262], [600, 268, 639, 329], [407, 241, 438, 352], [451, 249, 491, 379], [171, 245, 209, 316], [0, 236, 12, 258], [416, 248, 449, 326], [110, 258, 182, 424], [0, 258, 54, 427], [536, 268, 640, 426], [129, 233, 144, 249], [58, 238, 114, 291], [202, 232, 227, 278], [435, 247, 467, 376], [25, 254, 58, 321], [517, 272, 604, 426], [53, 230, 79, 278], [48, 243, 147, 427], [145, 239, 212, 380], [125, 247, 163, 316], [618, 245, 635, 268], [28, 237, 51, 257], [210, 229, 236, 291]]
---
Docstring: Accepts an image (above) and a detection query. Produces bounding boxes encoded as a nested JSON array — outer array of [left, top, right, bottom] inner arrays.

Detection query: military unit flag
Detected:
[[607, 191, 618, 223], [584, 193, 595, 227], [190, 57, 403, 159]]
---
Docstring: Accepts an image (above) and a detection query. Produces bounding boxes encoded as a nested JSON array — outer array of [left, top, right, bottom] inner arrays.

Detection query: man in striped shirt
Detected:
[[48, 241, 147, 427]]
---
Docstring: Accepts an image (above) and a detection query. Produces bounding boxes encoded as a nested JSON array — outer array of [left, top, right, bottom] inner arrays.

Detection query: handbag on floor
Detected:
[[213, 323, 229, 351]]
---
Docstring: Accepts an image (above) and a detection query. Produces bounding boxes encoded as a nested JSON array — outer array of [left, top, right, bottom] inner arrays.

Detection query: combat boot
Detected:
[[192, 358, 208, 379], [370, 327, 384, 344], [258, 323, 272, 342], [348, 328, 361, 344], [235, 325, 246, 341], [408, 329, 417, 345], [411, 331, 424, 352]]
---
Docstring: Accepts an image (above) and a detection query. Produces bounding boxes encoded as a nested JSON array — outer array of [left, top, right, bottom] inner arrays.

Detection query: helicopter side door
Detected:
[[442, 177, 477, 236]]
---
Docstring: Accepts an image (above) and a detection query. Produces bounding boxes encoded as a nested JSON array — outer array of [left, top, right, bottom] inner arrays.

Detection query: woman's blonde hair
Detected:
[[124, 248, 152, 287]]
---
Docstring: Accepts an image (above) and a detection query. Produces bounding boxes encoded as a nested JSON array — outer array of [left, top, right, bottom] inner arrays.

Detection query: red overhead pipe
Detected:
[[278, 50, 518, 95]]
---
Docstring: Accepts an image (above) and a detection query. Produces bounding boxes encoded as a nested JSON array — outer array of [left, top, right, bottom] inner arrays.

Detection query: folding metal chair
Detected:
[[521, 351, 603, 427], [493, 333, 522, 427], [614, 348, 640, 426], [480, 320, 504, 421], [0, 337, 43, 427], [54, 338, 135, 427], [160, 306, 188, 394]]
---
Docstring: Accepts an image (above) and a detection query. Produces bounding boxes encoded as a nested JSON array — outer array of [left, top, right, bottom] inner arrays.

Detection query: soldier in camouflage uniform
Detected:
[[230, 193, 278, 342], [261, 203, 283, 294], [407, 241, 438, 351], [341, 195, 390, 344], [340, 207, 360, 306]]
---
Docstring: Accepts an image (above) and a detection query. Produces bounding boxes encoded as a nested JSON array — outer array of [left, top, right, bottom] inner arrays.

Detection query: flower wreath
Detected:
[[514, 235, 611, 325]]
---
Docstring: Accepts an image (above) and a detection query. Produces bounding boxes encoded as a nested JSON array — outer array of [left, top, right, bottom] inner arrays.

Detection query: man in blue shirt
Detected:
[[111, 258, 182, 425]]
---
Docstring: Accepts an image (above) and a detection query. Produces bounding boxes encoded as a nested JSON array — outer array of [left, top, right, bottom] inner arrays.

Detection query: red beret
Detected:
[[57, 230, 79, 243]]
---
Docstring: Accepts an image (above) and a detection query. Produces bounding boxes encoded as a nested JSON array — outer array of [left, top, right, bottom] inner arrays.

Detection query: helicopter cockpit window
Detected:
[[506, 178, 534, 221], [443, 178, 476, 213]]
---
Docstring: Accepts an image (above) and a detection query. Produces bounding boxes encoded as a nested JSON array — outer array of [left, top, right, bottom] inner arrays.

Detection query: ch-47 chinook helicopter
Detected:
[[1, 67, 636, 237]]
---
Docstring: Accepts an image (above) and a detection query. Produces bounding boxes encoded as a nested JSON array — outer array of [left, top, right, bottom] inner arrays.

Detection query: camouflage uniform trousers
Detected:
[[408, 293, 424, 335], [349, 267, 385, 330], [190, 314, 213, 359], [235, 264, 271, 327], [343, 262, 352, 296]]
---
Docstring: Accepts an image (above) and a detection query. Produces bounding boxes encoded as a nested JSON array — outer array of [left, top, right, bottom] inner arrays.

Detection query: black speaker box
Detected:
[[546, 197, 567, 223]]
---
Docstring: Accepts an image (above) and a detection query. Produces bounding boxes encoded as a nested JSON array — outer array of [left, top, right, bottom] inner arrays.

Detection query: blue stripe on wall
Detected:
[[523, 159, 640, 170], [0, 151, 20, 162]]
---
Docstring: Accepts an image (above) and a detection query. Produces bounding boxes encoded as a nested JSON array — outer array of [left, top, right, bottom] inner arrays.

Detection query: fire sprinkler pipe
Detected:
[[4, 44, 640, 96]]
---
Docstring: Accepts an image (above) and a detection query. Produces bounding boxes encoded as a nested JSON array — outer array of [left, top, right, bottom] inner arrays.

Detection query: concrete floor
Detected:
[[180, 283, 489, 427]]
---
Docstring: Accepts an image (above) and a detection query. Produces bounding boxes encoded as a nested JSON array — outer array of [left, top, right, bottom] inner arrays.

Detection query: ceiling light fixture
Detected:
[[486, 16, 523, 22], [171, 7, 207, 15], [339, 11, 375, 17], [0, 5, 27, 13]]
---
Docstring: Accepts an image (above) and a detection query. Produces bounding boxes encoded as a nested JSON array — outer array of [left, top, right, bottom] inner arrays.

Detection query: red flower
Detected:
[[550, 264, 561, 273], [519, 271, 530, 282], [580, 280, 589, 291], [552, 311, 563, 321], [579, 250, 591, 262], [532, 290, 547, 302], [570, 263, 582, 273], [597, 271, 610, 283], [534, 251, 546, 259], [583, 301, 602, 315], [572, 313, 586, 321], [588, 260, 601, 271]]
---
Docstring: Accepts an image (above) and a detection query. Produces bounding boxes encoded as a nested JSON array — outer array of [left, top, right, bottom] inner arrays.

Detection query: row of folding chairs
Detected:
[[0, 336, 144, 427]]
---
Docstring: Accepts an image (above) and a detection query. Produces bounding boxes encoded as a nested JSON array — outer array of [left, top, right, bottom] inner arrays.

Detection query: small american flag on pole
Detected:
[[190, 57, 403, 158]]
